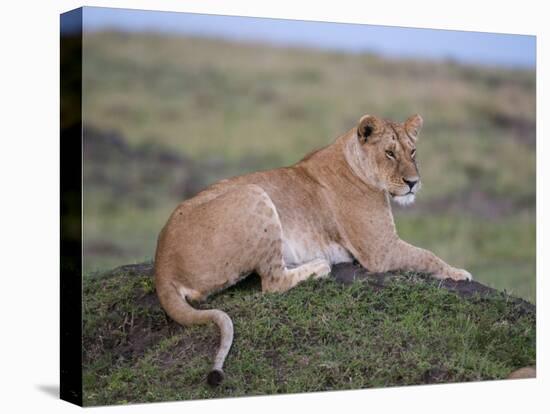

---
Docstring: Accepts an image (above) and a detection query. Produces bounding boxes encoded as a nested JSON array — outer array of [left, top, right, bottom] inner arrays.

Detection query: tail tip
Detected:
[[207, 369, 225, 386]]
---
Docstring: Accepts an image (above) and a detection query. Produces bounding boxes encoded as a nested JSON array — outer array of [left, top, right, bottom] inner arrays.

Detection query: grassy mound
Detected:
[[83, 263, 535, 406]]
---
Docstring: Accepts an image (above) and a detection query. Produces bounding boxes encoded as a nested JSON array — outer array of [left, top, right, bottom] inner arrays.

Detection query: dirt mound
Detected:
[[83, 261, 535, 405], [89, 261, 534, 365], [332, 262, 535, 313]]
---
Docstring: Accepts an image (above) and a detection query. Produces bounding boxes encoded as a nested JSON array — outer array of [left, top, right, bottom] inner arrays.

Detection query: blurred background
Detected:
[[81, 7, 535, 301]]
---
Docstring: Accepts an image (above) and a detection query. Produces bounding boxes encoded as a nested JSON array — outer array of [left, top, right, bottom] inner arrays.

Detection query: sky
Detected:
[[77, 6, 535, 69]]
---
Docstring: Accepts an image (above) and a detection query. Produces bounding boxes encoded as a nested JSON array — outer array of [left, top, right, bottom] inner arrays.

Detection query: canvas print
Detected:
[[60, 6, 536, 406]]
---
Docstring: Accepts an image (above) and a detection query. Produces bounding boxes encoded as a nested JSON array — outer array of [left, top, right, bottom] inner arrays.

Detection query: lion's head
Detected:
[[346, 114, 423, 206]]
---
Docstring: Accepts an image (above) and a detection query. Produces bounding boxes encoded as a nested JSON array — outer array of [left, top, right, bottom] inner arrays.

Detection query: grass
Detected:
[[83, 266, 535, 406], [82, 33, 535, 166]]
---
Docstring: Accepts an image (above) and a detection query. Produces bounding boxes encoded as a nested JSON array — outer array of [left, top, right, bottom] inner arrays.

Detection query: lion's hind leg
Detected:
[[261, 258, 331, 293], [250, 191, 331, 293]]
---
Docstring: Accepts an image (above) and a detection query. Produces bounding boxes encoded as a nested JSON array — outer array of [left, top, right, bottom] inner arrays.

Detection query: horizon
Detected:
[[74, 6, 536, 70]]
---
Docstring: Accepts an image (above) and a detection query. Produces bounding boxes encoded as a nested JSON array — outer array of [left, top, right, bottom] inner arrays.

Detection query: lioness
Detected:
[[155, 114, 472, 385]]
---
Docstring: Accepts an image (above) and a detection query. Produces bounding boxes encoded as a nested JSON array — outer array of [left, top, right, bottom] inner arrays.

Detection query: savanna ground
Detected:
[[83, 263, 535, 405], [80, 32, 536, 405]]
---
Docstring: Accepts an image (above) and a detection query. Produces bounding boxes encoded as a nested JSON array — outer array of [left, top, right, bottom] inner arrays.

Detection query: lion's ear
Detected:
[[405, 114, 423, 141], [357, 114, 383, 143]]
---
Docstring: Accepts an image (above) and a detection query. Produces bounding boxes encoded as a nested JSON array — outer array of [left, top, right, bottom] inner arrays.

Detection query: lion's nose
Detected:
[[403, 177, 418, 190]]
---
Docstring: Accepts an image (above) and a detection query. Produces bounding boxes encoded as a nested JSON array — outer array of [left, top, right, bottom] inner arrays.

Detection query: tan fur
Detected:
[[154, 113, 472, 384]]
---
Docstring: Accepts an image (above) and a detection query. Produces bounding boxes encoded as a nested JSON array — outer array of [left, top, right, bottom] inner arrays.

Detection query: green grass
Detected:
[[83, 267, 535, 406], [82, 33, 535, 162]]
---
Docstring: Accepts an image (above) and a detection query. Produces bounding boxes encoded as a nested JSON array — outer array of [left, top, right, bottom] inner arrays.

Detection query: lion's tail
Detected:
[[155, 275, 234, 386]]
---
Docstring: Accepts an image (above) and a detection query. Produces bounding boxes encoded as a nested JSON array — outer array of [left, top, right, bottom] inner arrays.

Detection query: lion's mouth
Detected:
[[390, 190, 414, 198], [390, 191, 417, 206]]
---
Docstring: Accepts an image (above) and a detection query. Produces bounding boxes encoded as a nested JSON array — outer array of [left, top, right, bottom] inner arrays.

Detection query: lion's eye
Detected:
[[385, 150, 395, 159]]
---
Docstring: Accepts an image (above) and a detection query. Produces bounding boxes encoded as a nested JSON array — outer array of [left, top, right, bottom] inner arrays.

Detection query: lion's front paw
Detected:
[[448, 268, 473, 282], [434, 267, 472, 282]]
